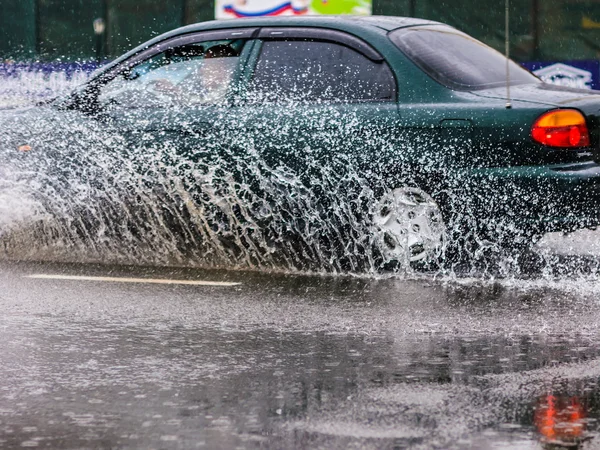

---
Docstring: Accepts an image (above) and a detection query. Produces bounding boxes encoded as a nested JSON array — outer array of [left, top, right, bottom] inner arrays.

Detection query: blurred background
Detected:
[[1, 0, 599, 61], [0, 0, 599, 106]]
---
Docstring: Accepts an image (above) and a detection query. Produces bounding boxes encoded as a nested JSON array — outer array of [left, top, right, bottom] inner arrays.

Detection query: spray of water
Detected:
[[0, 103, 390, 272], [0, 67, 90, 109], [1, 71, 599, 282]]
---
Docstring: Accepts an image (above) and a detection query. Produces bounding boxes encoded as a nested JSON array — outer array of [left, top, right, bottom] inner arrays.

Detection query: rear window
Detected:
[[247, 40, 396, 103], [389, 25, 539, 91]]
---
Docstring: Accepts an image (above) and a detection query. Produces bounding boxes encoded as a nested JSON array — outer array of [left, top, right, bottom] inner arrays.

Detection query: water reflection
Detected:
[[2, 314, 600, 448], [2, 263, 600, 448], [535, 394, 592, 449]]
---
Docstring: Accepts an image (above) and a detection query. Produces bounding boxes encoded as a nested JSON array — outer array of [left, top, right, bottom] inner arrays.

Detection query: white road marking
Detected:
[[25, 274, 241, 286]]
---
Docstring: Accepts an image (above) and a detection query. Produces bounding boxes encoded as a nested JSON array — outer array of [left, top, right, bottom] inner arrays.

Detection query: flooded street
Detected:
[[1, 260, 600, 449]]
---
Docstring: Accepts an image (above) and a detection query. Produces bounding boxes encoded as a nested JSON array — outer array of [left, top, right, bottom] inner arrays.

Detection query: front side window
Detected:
[[98, 39, 245, 109], [247, 40, 396, 103], [389, 26, 539, 91]]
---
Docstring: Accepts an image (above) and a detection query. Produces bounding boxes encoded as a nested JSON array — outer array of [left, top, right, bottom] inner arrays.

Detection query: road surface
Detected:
[[0, 260, 599, 449]]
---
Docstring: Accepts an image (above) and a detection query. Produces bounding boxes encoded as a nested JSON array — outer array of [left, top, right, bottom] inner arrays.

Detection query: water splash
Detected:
[[0, 64, 92, 109], [0, 104, 385, 272], [1, 72, 599, 280]]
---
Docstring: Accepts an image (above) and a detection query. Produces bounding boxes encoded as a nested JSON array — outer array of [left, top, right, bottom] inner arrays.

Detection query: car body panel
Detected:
[[473, 83, 600, 108], [463, 161, 600, 231]]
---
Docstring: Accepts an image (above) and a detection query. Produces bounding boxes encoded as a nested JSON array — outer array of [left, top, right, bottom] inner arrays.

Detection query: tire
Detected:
[[373, 186, 446, 270]]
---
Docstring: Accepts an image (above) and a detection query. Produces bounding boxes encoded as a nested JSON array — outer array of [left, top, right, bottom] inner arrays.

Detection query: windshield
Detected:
[[389, 25, 539, 91]]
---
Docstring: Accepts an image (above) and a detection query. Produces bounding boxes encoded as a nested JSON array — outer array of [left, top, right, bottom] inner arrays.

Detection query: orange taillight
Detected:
[[531, 109, 590, 148]]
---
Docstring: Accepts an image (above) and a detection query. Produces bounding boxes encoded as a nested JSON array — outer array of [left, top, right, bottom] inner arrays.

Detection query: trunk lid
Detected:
[[473, 83, 600, 159], [472, 82, 600, 110]]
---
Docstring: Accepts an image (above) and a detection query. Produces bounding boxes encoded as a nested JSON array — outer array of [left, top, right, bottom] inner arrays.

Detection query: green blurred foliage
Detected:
[[537, 0, 600, 60], [185, 0, 215, 25], [107, 0, 182, 56], [0, 0, 36, 60], [38, 0, 103, 58]]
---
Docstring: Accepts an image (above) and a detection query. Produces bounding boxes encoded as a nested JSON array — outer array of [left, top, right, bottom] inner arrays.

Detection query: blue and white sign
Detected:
[[522, 60, 600, 91]]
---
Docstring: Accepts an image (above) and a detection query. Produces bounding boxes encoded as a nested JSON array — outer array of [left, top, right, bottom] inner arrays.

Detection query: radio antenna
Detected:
[[505, 0, 512, 109]]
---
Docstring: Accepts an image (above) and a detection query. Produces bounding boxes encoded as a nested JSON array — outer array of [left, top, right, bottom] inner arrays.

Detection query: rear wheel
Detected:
[[373, 186, 446, 269]]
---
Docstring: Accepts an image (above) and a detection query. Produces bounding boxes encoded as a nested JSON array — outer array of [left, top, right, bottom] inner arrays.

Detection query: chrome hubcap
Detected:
[[374, 187, 445, 263]]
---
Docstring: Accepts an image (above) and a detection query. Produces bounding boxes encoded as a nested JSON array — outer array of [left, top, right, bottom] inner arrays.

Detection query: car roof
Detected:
[[184, 15, 438, 33], [93, 15, 439, 79]]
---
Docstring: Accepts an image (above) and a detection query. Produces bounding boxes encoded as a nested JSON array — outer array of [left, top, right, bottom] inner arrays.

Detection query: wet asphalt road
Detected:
[[1, 260, 600, 449]]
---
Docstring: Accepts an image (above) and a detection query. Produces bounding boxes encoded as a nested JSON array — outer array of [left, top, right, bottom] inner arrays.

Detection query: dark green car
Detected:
[[3, 15, 600, 270]]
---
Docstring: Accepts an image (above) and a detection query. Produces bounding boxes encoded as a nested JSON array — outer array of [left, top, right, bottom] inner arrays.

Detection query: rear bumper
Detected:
[[457, 161, 600, 234]]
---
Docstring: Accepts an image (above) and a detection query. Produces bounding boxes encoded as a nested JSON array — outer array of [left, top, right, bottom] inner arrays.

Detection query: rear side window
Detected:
[[247, 40, 396, 103], [389, 26, 539, 91]]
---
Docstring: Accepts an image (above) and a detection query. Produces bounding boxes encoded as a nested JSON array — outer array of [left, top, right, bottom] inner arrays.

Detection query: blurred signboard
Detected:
[[215, 0, 372, 19], [522, 60, 600, 90]]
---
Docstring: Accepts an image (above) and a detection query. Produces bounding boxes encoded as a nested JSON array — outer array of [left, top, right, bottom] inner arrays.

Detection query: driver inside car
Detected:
[[147, 44, 239, 106], [99, 43, 239, 108], [179, 44, 239, 105]]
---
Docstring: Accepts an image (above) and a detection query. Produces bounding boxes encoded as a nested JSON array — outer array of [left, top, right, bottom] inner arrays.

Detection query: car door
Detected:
[[66, 29, 259, 248], [239, 28, 402, 198], [89, 28, 257, 159], [227, 28, 403, 262]]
